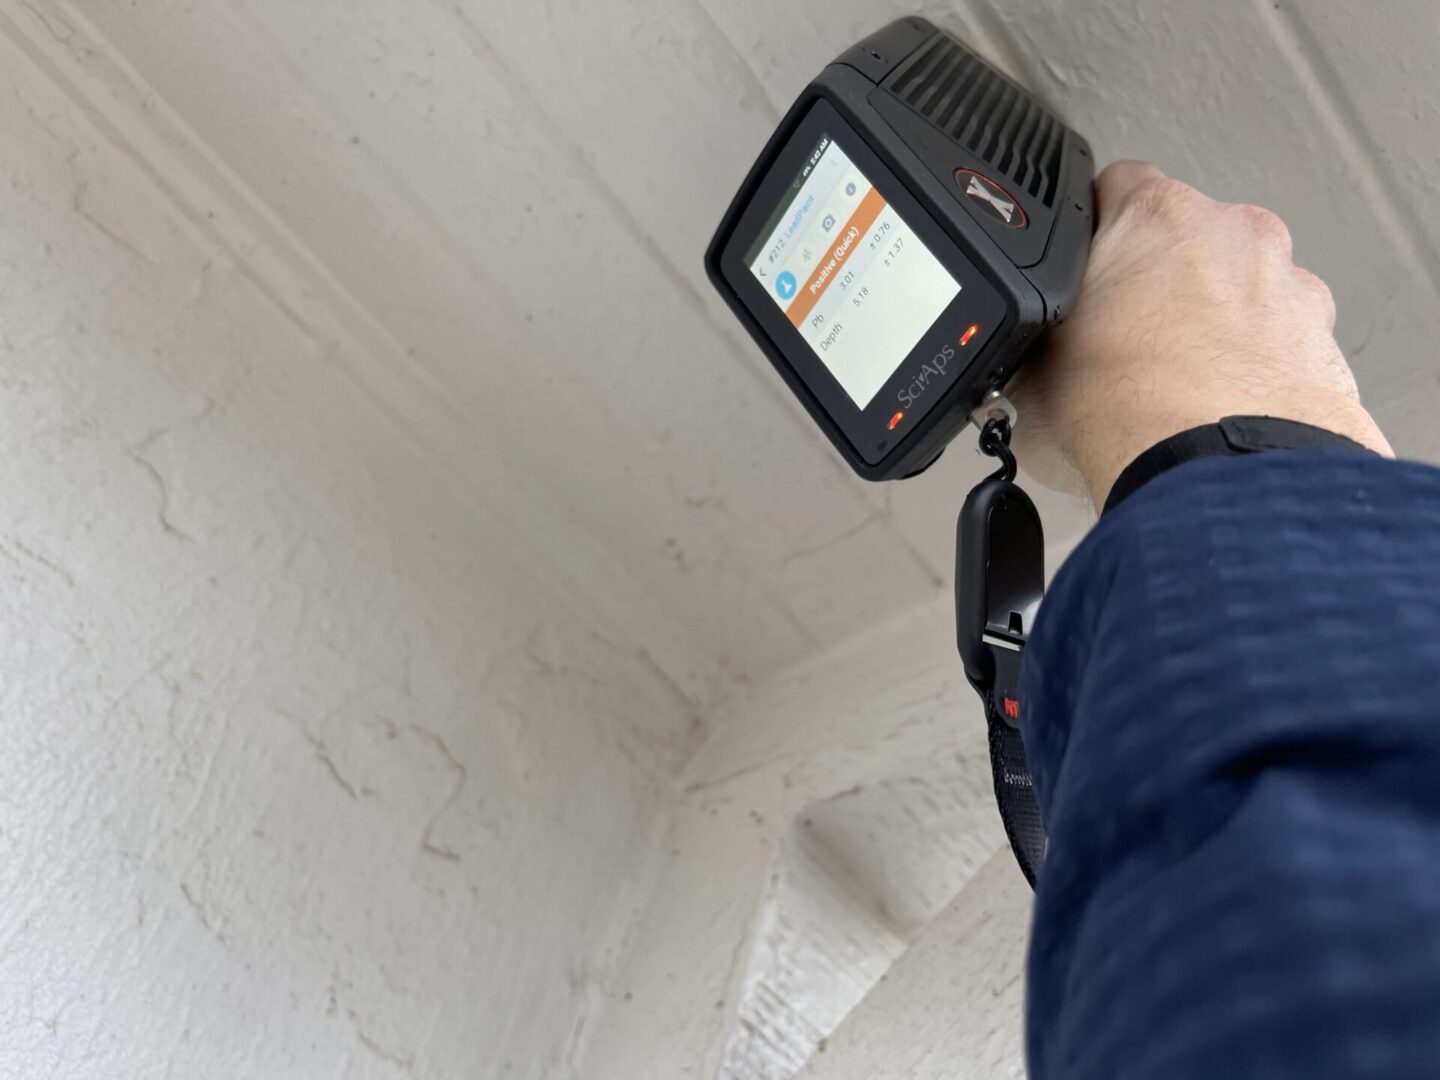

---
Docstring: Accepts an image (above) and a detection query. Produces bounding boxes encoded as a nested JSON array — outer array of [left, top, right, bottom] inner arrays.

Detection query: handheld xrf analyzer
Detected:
[[705, 17, 1095, 884]]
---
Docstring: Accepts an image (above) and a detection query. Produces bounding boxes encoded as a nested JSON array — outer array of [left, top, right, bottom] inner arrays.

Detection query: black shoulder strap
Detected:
[[957, 417, 1047, 887], [982, 640, 1046, 886]]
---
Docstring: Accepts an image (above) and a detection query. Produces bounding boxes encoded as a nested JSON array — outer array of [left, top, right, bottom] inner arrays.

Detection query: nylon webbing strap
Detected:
[[958, 412, 1047, 889], [985, 640, 1046, 887]]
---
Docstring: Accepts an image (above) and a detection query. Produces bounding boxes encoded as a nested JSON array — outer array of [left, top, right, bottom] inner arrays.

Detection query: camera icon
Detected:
[[822, 214, 836, 232]]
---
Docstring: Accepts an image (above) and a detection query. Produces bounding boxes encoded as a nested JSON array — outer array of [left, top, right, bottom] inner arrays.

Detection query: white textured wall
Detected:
[[585, 597, 1012, 1079], [0, 14, 697, 1077], [798, 852, 1031, 1080]]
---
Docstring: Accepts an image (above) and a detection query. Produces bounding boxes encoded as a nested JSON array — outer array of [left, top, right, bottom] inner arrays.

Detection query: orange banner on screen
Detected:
[[786, 186, 888, 329]]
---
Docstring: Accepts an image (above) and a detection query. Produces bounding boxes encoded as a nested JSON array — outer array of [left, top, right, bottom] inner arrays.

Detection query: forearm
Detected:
[[1021, 451, 1440, 1079]]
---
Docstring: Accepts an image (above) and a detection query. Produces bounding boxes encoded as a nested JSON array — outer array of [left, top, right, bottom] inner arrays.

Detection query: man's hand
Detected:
[[1010, 161, 1392, 508]]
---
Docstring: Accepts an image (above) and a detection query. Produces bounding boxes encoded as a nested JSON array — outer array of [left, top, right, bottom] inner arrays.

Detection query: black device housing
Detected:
[[705, 16, 1094, 481]]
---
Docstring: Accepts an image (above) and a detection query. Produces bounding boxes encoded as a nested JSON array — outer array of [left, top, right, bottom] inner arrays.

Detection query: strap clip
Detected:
[[956, 415, 1045, 712]]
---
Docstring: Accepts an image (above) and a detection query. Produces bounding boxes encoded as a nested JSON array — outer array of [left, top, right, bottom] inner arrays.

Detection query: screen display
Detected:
[[745, 134, 961, 409]]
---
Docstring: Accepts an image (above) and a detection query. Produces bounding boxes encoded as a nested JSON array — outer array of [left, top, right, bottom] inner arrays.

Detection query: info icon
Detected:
[[775, 271, 797, 300]]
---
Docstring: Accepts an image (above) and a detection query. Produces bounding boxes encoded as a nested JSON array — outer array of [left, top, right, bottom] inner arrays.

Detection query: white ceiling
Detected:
[[28, 0, 1440, 713]]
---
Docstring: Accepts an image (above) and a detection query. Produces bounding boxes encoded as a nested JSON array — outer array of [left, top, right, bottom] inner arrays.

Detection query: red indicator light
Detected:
[[960, 324, 980, 347], [888, 411, 905, 431]]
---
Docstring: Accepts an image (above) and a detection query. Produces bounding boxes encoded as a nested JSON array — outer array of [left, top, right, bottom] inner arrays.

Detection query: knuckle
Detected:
[[1233, 203, 1292, 248], [1294, 265, 1330, 296], [1295, 266, 1337, 317]]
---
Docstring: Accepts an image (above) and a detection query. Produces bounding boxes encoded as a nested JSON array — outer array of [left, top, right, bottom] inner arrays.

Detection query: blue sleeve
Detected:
[[1019, 449, 1440, 1079]]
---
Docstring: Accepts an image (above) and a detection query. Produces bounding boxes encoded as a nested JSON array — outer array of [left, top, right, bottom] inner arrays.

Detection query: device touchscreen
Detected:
[[744, 133, 961, 409]]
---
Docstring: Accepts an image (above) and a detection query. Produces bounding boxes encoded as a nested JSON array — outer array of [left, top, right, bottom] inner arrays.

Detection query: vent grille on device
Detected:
[[887, 34, 1065, 207]]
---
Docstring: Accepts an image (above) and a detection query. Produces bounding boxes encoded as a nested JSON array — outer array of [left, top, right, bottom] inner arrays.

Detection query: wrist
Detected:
[[1102, 415, 1385, 515], [1063, 392, 1392, 509]]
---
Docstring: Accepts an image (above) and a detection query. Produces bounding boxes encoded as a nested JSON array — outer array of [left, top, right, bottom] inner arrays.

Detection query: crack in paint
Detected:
[[355, 1028, 415, 1072], [311, 743, 361, 800], [1, 539, 77, 586], [410, 723, 467, 862], [72, 176, 157, 266], [126, 432, 196, 543]]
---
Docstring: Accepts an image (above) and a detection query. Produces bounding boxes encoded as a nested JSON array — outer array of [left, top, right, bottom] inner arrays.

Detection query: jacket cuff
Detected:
[[1102, 415, 1377, 515]]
